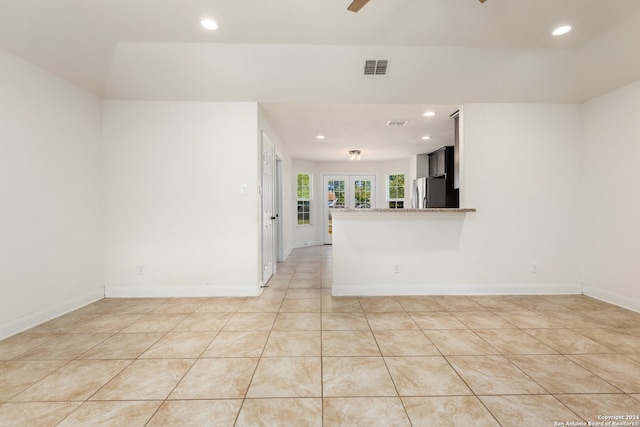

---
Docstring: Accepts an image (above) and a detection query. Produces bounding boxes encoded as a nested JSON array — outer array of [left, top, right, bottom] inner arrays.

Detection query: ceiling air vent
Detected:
[[364, 59, 389, 76], [386, 120, 408, 126]]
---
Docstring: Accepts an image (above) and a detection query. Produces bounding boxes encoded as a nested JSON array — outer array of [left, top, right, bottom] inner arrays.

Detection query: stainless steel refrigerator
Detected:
[[411, 177, 446, 208]]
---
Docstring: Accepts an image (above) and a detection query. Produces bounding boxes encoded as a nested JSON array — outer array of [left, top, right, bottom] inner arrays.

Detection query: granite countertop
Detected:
[[330, 208, 476, 213]]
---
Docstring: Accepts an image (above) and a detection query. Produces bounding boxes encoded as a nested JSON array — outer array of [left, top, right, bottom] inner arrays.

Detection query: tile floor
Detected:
[[1, 246, 640, 426]]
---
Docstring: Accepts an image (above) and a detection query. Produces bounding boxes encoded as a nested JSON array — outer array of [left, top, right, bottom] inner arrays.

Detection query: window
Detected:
[[297, 173, 311, 225], [388, 174, 405, 209]]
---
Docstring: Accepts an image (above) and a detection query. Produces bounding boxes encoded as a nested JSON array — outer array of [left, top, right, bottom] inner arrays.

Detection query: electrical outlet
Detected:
[[393, 264, 401, 273], [138, 265, 144, 275], [531, 262, 539, 274]]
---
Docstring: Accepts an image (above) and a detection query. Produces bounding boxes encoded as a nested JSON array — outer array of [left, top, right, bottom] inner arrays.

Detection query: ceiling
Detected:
[[2, 0, 640, 161]]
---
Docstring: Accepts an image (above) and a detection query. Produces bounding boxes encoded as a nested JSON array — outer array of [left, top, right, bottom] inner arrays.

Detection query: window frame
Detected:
[[296, 173, 312, 226], [387, 173, 405, 209]]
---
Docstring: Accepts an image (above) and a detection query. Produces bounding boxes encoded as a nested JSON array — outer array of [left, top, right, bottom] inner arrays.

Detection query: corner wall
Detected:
[[581, 80, 640, 310], [0, 49, 103, 338]]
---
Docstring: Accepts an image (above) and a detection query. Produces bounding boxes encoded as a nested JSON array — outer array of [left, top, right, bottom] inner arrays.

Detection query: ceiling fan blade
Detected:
[[479, 0, 487, 3], [347, 0, 370, 13]]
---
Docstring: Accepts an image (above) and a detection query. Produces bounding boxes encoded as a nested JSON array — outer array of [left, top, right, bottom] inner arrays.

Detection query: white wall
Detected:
[[0, 49, 103, 337], [333, 104, 585, 295], [581, 80, 640, 307], [102, 101, 261, 296]]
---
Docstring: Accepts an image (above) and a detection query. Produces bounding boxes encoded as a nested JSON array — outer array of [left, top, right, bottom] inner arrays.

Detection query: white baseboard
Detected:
[[332, 283, 583, 297], [582, 285, 640, 313], [0, 288, 104, 340], [104, 284, 262, 298]]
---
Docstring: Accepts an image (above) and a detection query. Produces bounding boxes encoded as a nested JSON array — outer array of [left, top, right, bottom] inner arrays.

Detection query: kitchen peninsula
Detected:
[[330, 207, 476, 296]]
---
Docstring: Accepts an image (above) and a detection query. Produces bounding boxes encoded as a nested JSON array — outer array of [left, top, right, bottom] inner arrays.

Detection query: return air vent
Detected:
[[386, 120, 408, 126], [364, 59, 389, 76]]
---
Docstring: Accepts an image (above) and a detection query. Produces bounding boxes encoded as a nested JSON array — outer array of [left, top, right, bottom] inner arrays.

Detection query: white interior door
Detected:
[[261, 133, 276, 285], [324, 175, 375, 244]]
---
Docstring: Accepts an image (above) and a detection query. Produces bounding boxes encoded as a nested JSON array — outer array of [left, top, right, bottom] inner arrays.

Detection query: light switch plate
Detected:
[[240, 184, 248, 195]]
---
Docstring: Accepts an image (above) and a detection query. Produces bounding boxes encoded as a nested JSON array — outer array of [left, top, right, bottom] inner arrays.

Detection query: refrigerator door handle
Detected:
[[423, 196, 428, 209]]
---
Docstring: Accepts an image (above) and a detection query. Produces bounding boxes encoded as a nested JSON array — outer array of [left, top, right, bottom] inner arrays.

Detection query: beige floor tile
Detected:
[[386, 356, 472, 396], [447, 355, 546, 395], [424, 330, 499, 355], [588, 309, 640, 328], [496, 311, 559, 328], [557, 394, 640, 423], [409, 312, 468, 330], [263, 279, 291, 290], [289, 280, 322, 289], [322, 356, 397, 397], [22, 315, 88, 334], [237, 298, 283, 312], [524, 328, 613, 354], [202, 331, 269, 357], [263, 331, 321, 356], [247, 357, 321, 398], [430, 296, 485, 311], [57, 401, 161, 426], [322, 330, 381, 356], [359, 298, 405, 312], [195, 297, 246, 313], [396, 296, 446, 312], [628, 354, 640, 363], [18, 333, 111, 360], [121, 313, 188, 333], [258, 288, 287, 299], [480, 395, 582, 426], [236, 398, 322, 427], [0, 360, 67, 401], [92, 359, 194, 400], [292, 272, 322, 281], [469, 296, 525, 311], [0, 334, 58, 360], [568, 354, 640, 393], [508, 296, 566, 311], [12, 360, 130, 401], [373, 330, 440, 356], [102, 298, 169, 314], [537, 310, 599, 329], [323, 397, 411, 427], [222, 312, 277, 331], [151, 298, 206, 314], [273, 312, 321, 330], [80, 332, 163, 359], [280, 298, 321, 313], [321, 297, 363, 313], [322, 313, 370, 330], [170, 358, 258, 399], [365, 312, 419, 330], [574, 328, 640, 353], [147, 399, 242, 427], [69, 314, 143, 333], [139, 331, 217, 358], [453, 312, 517, 329], [0, 402, 80, 427], [475, 329, 557, 355], [403, 396, 500, 426], [509, 355, 620, 393], [172, 312, 233, 331], [286, 289, 322, 299]]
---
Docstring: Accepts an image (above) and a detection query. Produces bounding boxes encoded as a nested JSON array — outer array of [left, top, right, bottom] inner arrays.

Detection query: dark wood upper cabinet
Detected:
[[428, 146, 458, 207]]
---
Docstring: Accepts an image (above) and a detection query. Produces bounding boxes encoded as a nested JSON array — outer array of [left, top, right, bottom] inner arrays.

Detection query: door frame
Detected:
[[261, 132, 276, 286]]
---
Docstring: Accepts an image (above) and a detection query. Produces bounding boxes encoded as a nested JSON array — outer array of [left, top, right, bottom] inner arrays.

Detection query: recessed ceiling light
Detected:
[[552, 25, 572, 36], [201, 19, 218, 30], [423, 112, 436, 117], [421, 136, 431, 140], [316, 135, 326, 140]]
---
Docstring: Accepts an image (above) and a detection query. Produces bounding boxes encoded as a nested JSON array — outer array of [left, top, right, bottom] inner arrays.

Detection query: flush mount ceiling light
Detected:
[[423, 111, 436, 117], [201, 18, 218, 30], [348, 150, 361, 161], [552, 25, 572, 36], [316, 135, 326, 140], [422, 136, 431, 140]]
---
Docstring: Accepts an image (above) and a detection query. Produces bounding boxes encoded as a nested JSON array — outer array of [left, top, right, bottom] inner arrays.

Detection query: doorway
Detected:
[[324, 175, 375, 244]]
